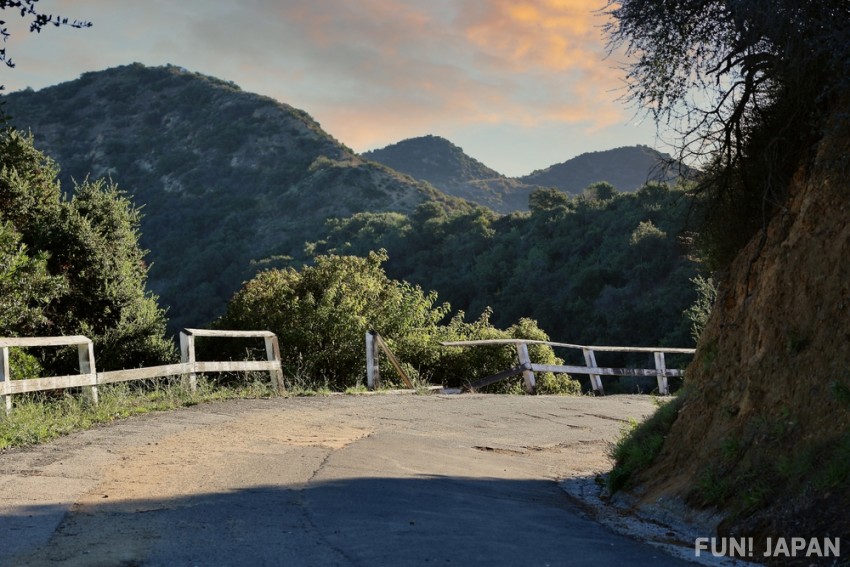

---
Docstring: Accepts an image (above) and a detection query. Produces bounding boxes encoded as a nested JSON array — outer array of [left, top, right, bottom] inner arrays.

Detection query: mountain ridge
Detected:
[[363, 136, 689, 212], [1, 63, 469, 330]]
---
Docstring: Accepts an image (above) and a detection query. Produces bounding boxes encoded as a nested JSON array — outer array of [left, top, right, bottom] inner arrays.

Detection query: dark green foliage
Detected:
[[0, 128, 174, 372], [310, 182, 702, 363], [606, 0, 850, 269], [0, 221, 65, 335], [217, 251, 580, 392]]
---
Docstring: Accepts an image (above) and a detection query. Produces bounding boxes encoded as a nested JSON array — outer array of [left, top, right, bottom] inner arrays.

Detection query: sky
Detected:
[[1, 0, 668, 177]]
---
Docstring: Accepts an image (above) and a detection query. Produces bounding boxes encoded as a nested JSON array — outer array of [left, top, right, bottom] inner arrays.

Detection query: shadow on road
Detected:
[[5, 475, 693, 566]]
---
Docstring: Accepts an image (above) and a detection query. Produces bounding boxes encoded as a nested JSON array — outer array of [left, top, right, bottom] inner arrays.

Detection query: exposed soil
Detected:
[[626, 116, 850, 561]]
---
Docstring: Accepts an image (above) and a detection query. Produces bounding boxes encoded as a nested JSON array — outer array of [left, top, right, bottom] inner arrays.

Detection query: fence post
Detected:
[[264, 335, 285, 394], [654, 351, 669, 395], [1, 347, 10, 414], [78, 342, 98, 405], [366, 330, 380, 390], [583, 348, 604, 395], [516, 342, 536, 394], [180, 330, 197, 392]]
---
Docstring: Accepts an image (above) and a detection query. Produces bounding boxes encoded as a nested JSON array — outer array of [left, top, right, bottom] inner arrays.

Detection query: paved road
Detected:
[[0, 394, 694, 566]]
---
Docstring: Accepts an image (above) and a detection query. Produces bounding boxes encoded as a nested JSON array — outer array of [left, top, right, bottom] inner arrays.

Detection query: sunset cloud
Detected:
[[2, 0, 654, 176]]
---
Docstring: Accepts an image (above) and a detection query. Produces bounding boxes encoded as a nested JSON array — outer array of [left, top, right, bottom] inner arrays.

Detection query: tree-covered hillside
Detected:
[[2, 64, 469, 331], [309, 182, 701, 363], [362, 135, 534, 213]]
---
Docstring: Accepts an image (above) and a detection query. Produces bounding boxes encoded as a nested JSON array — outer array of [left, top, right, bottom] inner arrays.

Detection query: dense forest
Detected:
[[308, 182, 701, 360]]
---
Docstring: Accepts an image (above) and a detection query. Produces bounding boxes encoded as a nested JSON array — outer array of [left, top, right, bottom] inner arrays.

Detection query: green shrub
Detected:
[[217, 250, 581, 393]]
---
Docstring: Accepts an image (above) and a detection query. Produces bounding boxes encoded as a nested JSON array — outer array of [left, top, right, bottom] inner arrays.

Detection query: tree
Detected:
[[605, 0, 850, 268], [0, 220, 64, 335], [0, 128, 174, 371]]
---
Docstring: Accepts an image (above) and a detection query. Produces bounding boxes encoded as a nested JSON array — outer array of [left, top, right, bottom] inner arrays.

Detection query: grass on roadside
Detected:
[[606, 390, 687, 493], [0, 374, 279, 451]]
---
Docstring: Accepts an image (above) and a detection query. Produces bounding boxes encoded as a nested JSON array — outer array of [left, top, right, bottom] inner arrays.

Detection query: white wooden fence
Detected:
[[440, 339, 695, 395], [0, 329, 283, 414]]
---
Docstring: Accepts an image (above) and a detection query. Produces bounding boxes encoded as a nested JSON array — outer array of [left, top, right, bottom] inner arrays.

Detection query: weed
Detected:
[[607, 391, 686, 493], [830, 380, 850, 406], [814, 431, 850, 490], [720, 436, 741, 461], [694, 468, 732, 507], [785, 329, 809, 356]]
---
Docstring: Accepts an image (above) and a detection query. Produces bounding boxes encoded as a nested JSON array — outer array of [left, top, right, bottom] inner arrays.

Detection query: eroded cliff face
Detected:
[[636, 121, 850, 545]]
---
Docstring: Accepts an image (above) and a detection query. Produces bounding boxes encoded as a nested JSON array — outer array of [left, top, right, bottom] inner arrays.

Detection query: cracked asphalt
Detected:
[[0, 393, 694, 566]]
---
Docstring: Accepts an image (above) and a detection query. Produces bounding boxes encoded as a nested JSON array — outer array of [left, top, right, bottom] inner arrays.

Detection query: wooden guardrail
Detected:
[[440, 339, 695, 395], [0, 329, 284, 414], [1, 336, 98, 413]]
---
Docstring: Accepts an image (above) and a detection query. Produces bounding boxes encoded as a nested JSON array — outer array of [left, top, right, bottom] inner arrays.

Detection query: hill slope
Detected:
[[362, 135, 533, 213], [520, 145, 684, 194], [2, 64, 466, 330], [364, 137, 690, 211]]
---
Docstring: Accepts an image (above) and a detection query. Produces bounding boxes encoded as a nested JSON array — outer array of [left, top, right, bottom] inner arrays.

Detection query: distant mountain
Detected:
[[520, 145, 685, 194], [2, 64, 467, 330], [364, 138, 690, 212], [363, 135, 534, 213]]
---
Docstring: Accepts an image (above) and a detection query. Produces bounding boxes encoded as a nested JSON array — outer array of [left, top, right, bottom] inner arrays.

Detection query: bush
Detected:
[[217, 250, 448, 390], [218, 251, 581, 393]]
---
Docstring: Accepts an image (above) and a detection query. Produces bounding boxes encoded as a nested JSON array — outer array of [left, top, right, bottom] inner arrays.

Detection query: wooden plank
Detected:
[[97, 363, 196, 384], [194, 361, 280, 373], [654, 351, 669, 395], [0, 335, 91, 348], [583, 348, 604, 394], [6, 373, 98, 395], [375, 334, 414, 389], [516, 343, 536, 394], [264, 336, 285, 394], [1, 346, 10, 414], [183, 328, 276, 338], [440, 339, 695, 355], [530, 364, 684, 377], [78, 342, 98, 405], [467, 366, 525, 391], [366, 331, 380, 390]]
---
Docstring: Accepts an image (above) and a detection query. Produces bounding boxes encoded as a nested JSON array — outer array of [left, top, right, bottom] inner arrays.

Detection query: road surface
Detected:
[[0, 393, 694, 566]]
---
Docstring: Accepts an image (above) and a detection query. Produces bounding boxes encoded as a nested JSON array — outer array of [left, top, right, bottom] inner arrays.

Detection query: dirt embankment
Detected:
[[631, 117, 850, 551]]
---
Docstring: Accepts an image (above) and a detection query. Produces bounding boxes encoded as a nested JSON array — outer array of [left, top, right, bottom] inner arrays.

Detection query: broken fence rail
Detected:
[[439, 339, 695, 395]]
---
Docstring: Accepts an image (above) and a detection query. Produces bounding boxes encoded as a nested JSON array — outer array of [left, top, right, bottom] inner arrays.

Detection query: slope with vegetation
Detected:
[[604, 0, 850, 548], [2, 63, 469, 331], [308, 181, 702, 373]]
